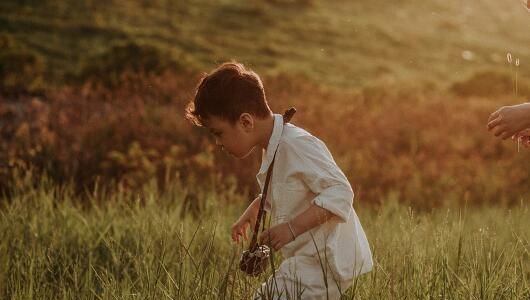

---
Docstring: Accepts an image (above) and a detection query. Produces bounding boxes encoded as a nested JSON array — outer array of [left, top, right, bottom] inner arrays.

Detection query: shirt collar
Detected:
[[257, 113, 284, 176]]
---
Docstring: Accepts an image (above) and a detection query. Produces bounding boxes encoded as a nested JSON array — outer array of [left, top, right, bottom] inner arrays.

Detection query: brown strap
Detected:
[[249, 107, 296, 251]]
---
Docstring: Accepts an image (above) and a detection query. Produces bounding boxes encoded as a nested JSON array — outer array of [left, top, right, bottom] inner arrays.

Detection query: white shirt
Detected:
[[256, 114, 373, 281]]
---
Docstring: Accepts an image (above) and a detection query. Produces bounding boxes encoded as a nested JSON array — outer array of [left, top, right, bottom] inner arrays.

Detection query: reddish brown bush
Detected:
[[1, 72, 527, 206]]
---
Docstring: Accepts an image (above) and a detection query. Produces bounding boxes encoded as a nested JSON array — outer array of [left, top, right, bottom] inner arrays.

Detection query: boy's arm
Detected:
[[260, 135, 355, 250], [260, 204, 335, 250], [242, 195, 262, 224], [289, 204, 336, 236]]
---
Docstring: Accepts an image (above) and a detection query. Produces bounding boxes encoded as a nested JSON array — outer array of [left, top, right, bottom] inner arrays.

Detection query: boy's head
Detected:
[[185, 62, 273, 158]]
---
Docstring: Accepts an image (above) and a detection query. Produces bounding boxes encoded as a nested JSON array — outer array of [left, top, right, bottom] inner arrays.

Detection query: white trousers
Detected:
[[253, 256, 351, 300]]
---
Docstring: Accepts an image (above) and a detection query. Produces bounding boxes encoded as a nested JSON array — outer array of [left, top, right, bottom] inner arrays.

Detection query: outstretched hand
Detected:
[[487, 103, 530, 140]]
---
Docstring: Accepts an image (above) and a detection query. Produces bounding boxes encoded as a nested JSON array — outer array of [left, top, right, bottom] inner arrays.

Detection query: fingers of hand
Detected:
[[492, 125, 506, 137], [487, 116, 503, 131], [492, 124, 517, 139], [261, 231, 282, 250], [233, 230, 242, 242], [501, 129, 517, 140], [267, 236, 281, 251], [231, 225, 237, 241], [259, 230, 270, 245], [488, 110, 500, 123], [273, 240, 281, 251], [500, 132, 511, 140], [232, 221, 247, 242]]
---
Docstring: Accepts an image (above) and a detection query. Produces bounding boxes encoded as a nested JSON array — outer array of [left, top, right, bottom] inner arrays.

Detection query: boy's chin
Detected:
[[234, 148, 255, 159]]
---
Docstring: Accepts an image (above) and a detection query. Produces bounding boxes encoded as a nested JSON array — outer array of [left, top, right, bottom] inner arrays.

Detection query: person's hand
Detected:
[[231, 195, 262, 243], [259, 223, 295, 251], [515, 128, 530, 148], [487, 103, 530, 139], [231, 214, 253, 243]]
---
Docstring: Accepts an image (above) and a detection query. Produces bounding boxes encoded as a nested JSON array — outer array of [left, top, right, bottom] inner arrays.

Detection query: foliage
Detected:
[[75, 42, 183, 87], [0, 33, 45, 94], [1, 72, 529, 206], [451, 70, 530, 97]]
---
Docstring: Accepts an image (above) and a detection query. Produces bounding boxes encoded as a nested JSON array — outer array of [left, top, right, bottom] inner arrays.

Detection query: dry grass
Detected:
[[0, 178, 528, 299]]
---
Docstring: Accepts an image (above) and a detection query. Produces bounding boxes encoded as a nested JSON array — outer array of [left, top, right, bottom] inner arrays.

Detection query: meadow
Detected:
[[1, 0, 530, 299], [0, 178, 528, 299]]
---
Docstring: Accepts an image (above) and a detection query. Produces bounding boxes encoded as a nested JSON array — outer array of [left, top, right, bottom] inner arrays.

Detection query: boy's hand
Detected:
[[259, 223, 295, 251], [231, 216, 251, 243], [231, 195, 262, 243]]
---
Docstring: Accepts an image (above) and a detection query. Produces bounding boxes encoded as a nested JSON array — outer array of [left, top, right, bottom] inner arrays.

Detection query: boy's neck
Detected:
[[255, 113, 275, 152]]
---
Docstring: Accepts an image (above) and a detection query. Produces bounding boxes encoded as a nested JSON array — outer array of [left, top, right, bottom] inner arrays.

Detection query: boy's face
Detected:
[[204, 114, 256, 159]]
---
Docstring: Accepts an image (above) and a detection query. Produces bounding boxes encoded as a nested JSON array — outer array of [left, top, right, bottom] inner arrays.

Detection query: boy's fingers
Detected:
[[260, 230, 272, 245]]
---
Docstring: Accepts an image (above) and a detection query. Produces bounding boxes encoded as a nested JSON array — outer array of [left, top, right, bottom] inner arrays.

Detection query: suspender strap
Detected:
[[248, 107, 296, 251]]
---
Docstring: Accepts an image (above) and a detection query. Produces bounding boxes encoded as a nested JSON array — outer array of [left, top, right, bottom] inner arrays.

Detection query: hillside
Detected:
[[1, 0, 530, 89]]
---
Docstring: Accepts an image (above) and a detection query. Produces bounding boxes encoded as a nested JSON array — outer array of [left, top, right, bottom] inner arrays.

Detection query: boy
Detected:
[[185, 62, 372, 299]]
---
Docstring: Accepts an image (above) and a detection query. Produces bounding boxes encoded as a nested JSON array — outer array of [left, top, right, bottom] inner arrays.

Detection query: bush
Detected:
[[450, 70, 530, 98], [1, 72, 529, 206], [0, 34, 45, 94], [76, 42, 182, 87]]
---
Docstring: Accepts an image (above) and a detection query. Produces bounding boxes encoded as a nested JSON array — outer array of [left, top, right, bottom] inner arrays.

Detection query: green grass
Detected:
[[1, 178, 528, 299], [2, 0, 530, 89]]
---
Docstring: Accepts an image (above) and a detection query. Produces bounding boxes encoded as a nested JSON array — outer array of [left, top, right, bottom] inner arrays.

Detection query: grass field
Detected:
[[1, 180, 528, 299], [1, 1, 530, 299]]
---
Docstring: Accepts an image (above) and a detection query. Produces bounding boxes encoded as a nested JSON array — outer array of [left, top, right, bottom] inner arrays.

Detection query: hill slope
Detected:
[[1, 0, 530, 89]]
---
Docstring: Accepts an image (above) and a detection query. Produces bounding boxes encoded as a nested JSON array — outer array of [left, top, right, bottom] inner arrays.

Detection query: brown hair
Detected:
[[185, 62, 271, 126]]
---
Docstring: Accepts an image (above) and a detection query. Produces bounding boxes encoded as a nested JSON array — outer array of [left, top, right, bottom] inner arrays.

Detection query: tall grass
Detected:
[[1, 178, 528, 299]]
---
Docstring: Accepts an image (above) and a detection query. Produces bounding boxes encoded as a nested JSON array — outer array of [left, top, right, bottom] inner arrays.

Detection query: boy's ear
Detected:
[[239, 113, 254, 131]]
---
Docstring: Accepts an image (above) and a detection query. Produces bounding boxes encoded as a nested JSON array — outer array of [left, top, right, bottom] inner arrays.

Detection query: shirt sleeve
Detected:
[[284, 135, 354, 222]]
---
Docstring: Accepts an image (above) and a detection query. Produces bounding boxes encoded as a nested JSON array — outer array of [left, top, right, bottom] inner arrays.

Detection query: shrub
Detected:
[[0, 34, 45, 94], [451, 70, 530, 98], [76, 42, 182, 87]]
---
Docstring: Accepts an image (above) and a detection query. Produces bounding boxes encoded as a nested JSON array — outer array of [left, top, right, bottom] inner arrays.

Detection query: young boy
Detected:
[[185, 62, 372, 299]]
